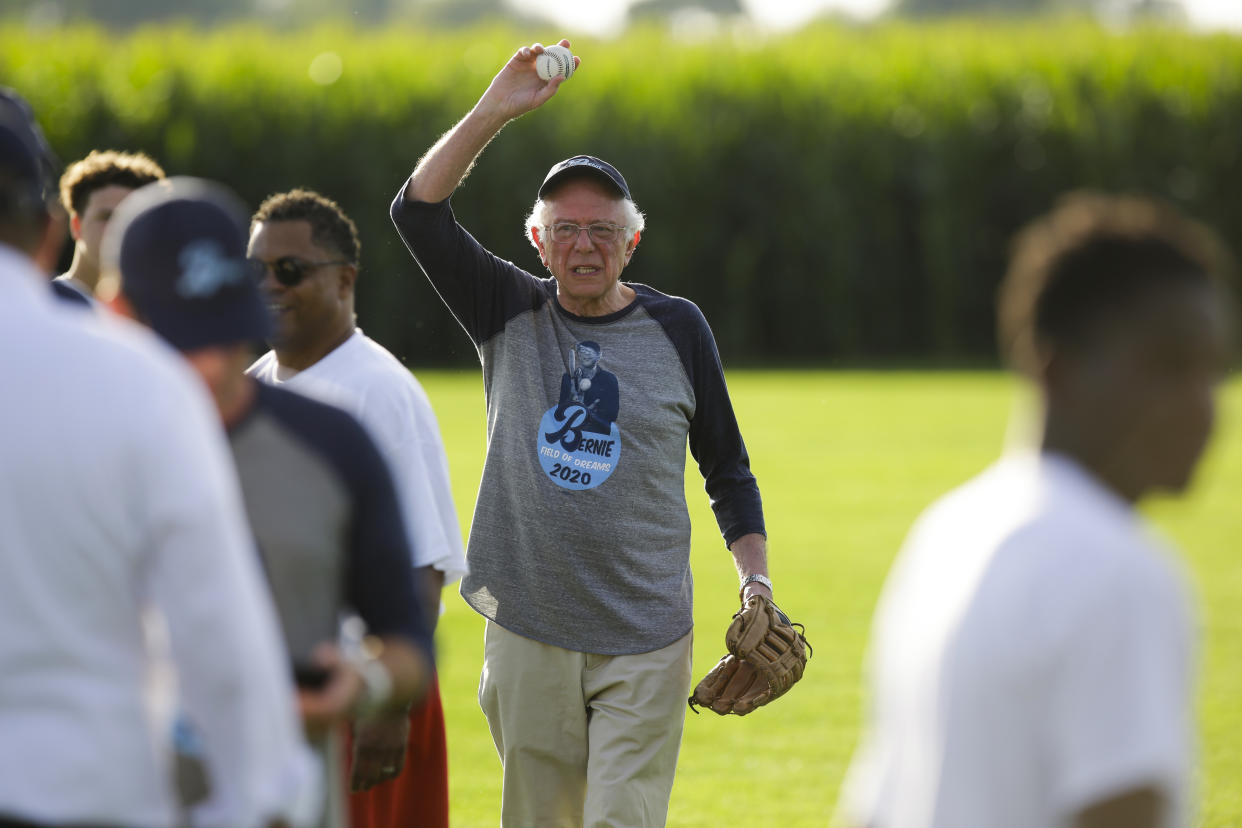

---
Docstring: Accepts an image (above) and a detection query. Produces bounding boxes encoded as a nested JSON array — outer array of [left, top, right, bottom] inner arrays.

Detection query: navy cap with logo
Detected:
[[103, 177, 270, 352], [537, 155, 632, 201], [0, 87, 59, 217]]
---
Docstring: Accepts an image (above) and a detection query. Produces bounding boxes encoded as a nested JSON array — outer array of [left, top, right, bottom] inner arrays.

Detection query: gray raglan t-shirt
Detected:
[[227, 382, 432, 661], [392, 190, 765, 655]]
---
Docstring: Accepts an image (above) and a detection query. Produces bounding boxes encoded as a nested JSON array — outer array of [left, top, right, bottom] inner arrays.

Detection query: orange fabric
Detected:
[[346, 676, 449, 828]]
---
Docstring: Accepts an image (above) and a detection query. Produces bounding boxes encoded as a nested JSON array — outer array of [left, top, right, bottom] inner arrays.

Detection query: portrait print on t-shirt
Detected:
[[536, 340, 621, 491]]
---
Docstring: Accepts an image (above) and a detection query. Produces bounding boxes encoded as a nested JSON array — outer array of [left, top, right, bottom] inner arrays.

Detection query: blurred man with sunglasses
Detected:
[[246, 188, 466, 828], [388, 41, 773, 828]]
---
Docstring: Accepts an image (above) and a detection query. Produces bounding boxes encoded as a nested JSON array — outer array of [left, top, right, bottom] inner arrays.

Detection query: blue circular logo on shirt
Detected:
[[536, 404, 620, 490]]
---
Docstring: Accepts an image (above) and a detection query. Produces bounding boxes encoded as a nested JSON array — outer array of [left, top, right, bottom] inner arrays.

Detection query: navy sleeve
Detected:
[[260, 386, 434, 659], [341, 425, 435, 657], [639, 289, 765, 546], [390, 184, 549, 347]]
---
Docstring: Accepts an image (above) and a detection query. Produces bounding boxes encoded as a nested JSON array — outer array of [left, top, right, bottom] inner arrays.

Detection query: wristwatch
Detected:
[[739, 573, 773, 599], [351, 654, 394, 717]]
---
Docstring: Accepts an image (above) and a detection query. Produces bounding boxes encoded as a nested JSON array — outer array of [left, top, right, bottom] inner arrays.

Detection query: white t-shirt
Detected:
[[0, 244, 318, 828], [840, 451, 1194, 828], [249, 329, 467, 584]]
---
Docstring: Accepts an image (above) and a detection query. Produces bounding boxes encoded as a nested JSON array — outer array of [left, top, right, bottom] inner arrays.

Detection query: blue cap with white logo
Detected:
[[104, 177, 270, 352], [538, 155, 631, 201]]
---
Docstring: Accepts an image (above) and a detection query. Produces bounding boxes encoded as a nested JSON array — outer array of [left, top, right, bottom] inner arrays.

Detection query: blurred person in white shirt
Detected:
[[839, 192, 1235, 828], [0, 87, 318, 828]]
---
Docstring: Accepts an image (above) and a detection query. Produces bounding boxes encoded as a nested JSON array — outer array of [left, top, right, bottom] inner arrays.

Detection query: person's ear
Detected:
[[32, 207, 65, 275], [1038, 340, 1076, 400], [337, 263, 358, 297], [531, 225, 549, 267], [624, 230, 640, 264], [69, 211, 82, 241]]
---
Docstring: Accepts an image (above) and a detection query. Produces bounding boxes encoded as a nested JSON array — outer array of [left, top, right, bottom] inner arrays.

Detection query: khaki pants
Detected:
[[479, 621, 694, 828]]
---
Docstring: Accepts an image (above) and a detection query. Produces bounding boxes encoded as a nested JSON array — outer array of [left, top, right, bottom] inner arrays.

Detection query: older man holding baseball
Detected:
[[389, 41, 806, 827]]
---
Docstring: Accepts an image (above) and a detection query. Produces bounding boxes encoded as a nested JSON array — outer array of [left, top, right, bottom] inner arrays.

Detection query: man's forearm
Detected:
[[414, 564, 445, 632], [375, 636, 432, 712], [405, 105, 510, 205], [404, 40, 578, 204], [729, 532, 772, 602]]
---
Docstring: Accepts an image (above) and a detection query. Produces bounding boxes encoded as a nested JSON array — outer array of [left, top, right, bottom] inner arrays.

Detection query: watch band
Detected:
[[351, 654, 394, 717], [739, 573, 773, 597]]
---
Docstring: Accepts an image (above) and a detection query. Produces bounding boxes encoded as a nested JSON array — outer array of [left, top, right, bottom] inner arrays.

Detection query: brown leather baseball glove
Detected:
[[689, 595, 810, 716]]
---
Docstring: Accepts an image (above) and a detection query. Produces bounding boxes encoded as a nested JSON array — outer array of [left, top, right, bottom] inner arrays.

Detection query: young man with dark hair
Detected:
[[839, 192, 1234, 828], [99, 177, 435, 828], [246, 188, 466, 828], [55, 148, 165, 302]]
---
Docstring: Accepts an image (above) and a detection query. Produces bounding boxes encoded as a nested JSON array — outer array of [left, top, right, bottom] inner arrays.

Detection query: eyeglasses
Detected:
[[253, 256, 351, 287], [544, 222, 628, 245]]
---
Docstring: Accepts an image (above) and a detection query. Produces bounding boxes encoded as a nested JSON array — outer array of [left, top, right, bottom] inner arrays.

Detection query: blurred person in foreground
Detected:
[[54, 148, 165, 305], [98, 177, 436, 828], [245, 189, 467, 826], [0, 89, 318, 828], [838, 192, 1235, 828], [389, 41, 775, 827]]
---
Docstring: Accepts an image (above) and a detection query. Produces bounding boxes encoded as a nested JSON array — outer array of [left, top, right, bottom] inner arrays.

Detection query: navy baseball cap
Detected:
[[103, 177, 270, 352], [537, 155, 631, 201], [0, 87, 58, 215]]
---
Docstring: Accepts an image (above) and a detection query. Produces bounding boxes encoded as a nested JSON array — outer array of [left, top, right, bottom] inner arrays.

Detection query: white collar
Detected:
[[272, 327, 364, 381]]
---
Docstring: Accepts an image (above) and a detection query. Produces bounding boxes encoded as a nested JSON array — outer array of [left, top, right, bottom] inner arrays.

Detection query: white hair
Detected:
[[524, 196, 645, 249]]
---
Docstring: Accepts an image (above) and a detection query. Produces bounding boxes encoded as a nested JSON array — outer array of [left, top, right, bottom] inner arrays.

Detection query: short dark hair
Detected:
[[999, 192, 1232, 373], [251, 188, 360, 265], [59, 150, 165, 216]]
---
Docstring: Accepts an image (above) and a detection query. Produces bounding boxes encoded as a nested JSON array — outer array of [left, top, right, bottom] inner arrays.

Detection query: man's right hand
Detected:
[[477, 41, 580, 124], [405, 39, 579, 205], [296, 643, 363, 740]]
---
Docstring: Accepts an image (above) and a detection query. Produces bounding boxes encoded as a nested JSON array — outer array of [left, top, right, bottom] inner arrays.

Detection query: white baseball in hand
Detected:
[[536, 45, 575, 82], [579, 378, 591, 391]]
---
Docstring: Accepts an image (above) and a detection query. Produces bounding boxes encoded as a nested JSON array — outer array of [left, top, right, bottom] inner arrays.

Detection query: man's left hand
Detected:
[[688, 595, 810, 715]]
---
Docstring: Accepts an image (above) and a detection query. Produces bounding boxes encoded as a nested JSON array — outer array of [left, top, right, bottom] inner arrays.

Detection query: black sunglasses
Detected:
[[253, 256, 351, 287]]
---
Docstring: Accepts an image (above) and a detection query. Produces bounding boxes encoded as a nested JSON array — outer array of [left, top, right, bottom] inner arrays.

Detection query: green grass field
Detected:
[[416, 370, 1242, 827]]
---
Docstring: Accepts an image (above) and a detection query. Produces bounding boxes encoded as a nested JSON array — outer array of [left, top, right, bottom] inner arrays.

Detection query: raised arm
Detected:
[[404, 40, 579, 205]]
